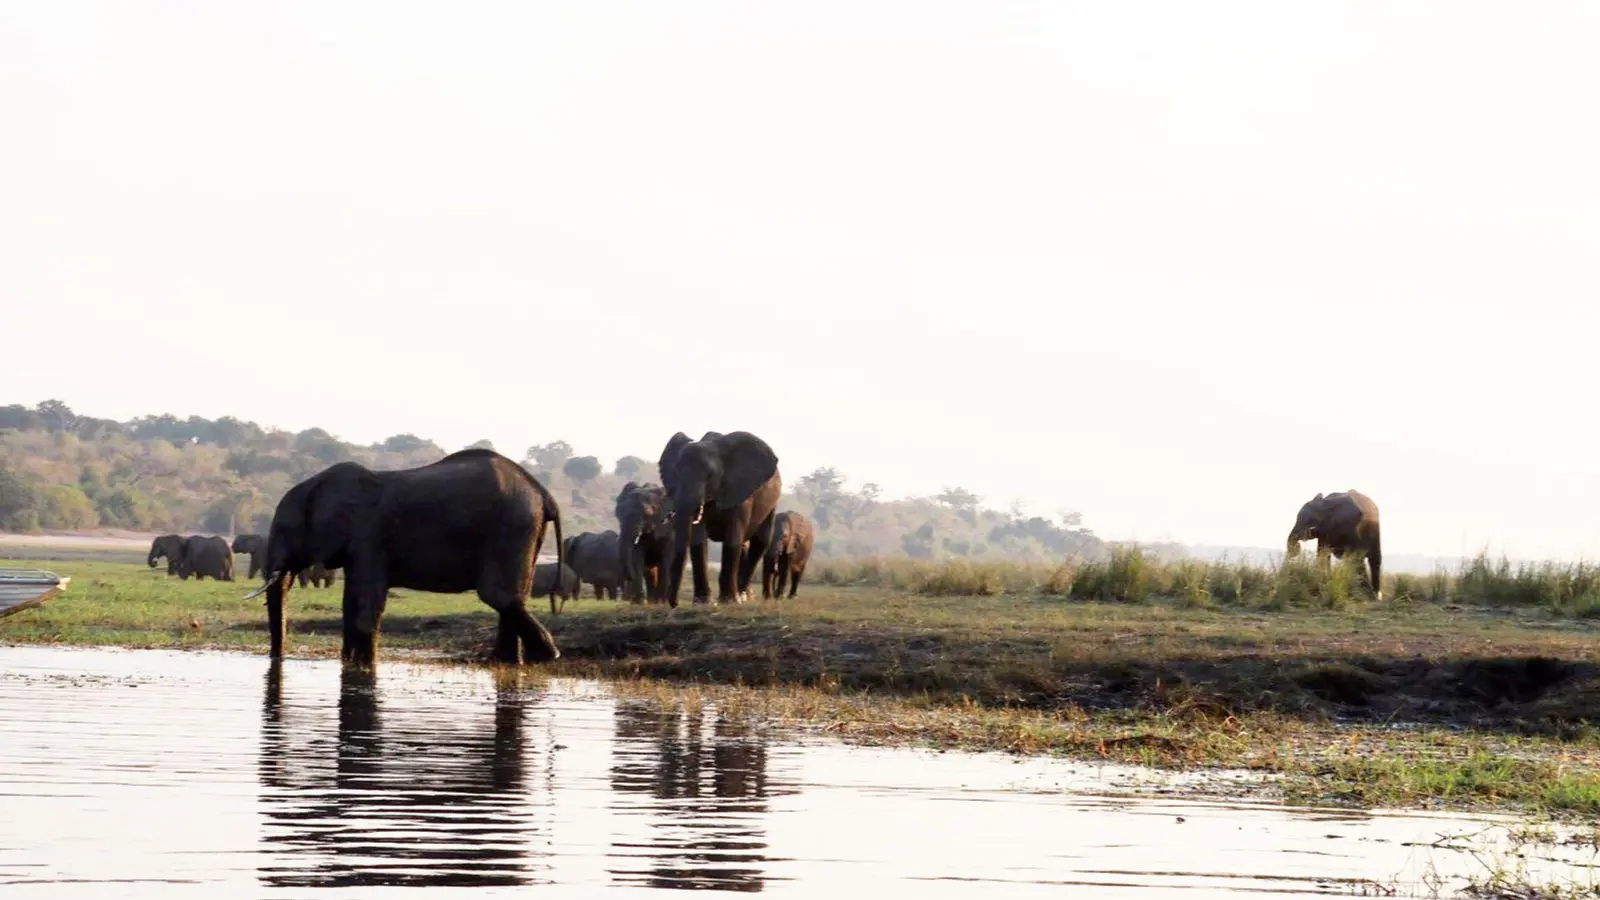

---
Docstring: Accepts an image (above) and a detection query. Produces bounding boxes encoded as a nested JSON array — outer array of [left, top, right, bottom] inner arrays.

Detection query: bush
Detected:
[[37, 484, 99, 530]]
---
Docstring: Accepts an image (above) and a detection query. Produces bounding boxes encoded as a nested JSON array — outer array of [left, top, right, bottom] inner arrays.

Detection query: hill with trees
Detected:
[[0, 400, 1106, 562]]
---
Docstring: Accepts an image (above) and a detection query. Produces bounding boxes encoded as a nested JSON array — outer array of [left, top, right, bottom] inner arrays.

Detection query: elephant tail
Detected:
[[548, 492, 564, 606]]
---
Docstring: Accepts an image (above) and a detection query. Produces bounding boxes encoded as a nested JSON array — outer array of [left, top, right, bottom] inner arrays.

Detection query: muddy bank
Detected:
[[542, 611, 1600, 737]]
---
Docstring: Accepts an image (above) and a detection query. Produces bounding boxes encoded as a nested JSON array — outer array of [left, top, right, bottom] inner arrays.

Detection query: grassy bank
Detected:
[[8, 556, 1600, 817], [812, 548, 1600, 615]]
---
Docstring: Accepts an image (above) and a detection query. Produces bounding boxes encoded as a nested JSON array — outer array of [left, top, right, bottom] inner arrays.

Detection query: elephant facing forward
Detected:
[[1287, 489, 1383, 599], [614, 482, 681, 604], [761, 511, 814, 600], [658, 431, 781, 606]]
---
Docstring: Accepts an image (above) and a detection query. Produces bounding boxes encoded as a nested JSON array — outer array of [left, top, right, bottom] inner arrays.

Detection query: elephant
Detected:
[[148, 534, 185, 576], [247, 448, 563, 667], [563, 530, 623, 600], [658, 431, 781, 606], [235, 533, 337, 587], [533, 562, 580, 614], [614, 481, 680, 604], [232, 533, 268, 578], [179, 535, 235, 581], [761, 511, 814, 600], [296, 562, 338, 589], [1287, 489, 1383, 599]]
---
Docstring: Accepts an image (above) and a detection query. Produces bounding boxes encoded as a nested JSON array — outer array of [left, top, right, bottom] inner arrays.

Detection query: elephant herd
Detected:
[[222, 421, 1375, 670], [145, 533, 338, 588], [238, 431, 819, 668]]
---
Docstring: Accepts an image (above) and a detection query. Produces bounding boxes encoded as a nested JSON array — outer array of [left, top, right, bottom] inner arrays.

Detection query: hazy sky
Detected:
[[4, 2, 1598, 560]]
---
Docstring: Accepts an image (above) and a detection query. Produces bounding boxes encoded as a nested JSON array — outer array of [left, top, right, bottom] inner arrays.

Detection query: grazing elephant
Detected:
[[533, 562, 580, 614], [248, 448, 564, 667], [180, 535, 235, 581], [761, 511, 814, 600], [235, 533, 336, 587], [614, 482, 680, 604], [658, 431, 781, 606], [1287, 489, 1383, 599], [148, 534, 185, 575], [563, 530, 623, 600]]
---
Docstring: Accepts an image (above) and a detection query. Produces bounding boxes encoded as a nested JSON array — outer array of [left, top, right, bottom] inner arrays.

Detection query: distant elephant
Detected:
[[563, 530, 623, 600], [1287, 489, 1383, 599], [761, 511, 814, 600], [533, 562, 580, 614], [658, 431, 781, 606], [232, 533, 266, 578], [249, 448, 563, 667], [148, 534, 185, 575], [179, 535, 235, 581], [614, 482, 680, 604], [295, 562, 338, 589], [235, 533, 336, 587]]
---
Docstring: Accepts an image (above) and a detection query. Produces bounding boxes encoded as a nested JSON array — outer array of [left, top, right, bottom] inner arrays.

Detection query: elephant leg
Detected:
[[740, 533, 771, 602], [643, 563, 659, 605], [788, 562, 805, 598], [494, 615, 520, 663], [776, 555, 790, 597], [718, 540, 745, 603], [341, 561, 387, 667], [761, 552, 775, 600], [690, 540, 712, 603], [1367, 546, 1383, 600]]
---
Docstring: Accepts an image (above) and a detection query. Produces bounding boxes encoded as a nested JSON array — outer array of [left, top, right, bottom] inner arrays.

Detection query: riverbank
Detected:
[[7, 557, 1600, 818]]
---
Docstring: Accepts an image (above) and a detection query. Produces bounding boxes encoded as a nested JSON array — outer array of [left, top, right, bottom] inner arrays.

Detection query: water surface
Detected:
[[0, 645, 1594, 897]]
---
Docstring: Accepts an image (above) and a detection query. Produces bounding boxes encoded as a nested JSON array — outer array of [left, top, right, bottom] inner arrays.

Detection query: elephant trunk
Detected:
[[617, 517, 642, 584], [1286, 529, 1304, 556], [667, 511, 693, 607]]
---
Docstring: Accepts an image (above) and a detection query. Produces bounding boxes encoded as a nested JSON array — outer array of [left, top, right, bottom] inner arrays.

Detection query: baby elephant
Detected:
[[762, 511, 814, 600], [534, 562, 581, 614]]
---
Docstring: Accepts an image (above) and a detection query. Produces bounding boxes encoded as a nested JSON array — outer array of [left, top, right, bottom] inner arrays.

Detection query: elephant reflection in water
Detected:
[[608, 699, 793, 891], [257, 663, 550, 889]]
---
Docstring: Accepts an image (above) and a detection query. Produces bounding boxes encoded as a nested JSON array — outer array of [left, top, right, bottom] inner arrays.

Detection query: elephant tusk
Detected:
[[691, 503, 703, 525], [242, 583, 271, 601]]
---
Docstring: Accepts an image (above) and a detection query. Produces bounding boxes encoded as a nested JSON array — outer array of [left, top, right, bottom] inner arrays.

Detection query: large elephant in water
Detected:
[[761, 511, 814, 600], [248, 448, 564, 667], [563, 531, 623, 600], [1287, 489, 1383, 599], [614, 482, 681, 604], [658, 431, 780, 606]]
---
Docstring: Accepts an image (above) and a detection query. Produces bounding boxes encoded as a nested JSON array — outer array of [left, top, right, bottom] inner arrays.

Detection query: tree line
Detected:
[[0, 401, 1105, 562]]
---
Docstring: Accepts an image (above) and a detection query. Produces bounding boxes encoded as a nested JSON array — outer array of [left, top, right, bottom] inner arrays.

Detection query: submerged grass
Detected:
[[10, 556, 1600, 817]]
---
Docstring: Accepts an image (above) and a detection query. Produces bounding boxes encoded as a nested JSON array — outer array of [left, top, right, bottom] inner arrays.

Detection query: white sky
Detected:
[[4, 2, 1599, 561]]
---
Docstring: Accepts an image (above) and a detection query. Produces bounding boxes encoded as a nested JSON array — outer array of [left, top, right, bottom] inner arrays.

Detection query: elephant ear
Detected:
[[713, 431, 778, 510], [658, 433, 692, 494], [303, 467, 374, 565]]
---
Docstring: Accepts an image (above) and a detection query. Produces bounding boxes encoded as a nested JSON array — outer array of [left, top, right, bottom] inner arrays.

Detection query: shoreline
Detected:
[[5, 556, 1600, 819]]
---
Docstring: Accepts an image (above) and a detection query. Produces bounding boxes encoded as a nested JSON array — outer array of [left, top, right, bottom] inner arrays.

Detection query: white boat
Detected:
[[0, 568, 70, 618]]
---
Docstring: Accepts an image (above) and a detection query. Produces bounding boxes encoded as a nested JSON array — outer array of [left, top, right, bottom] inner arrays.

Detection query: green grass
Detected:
[[10, 556, 1600, 817]]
